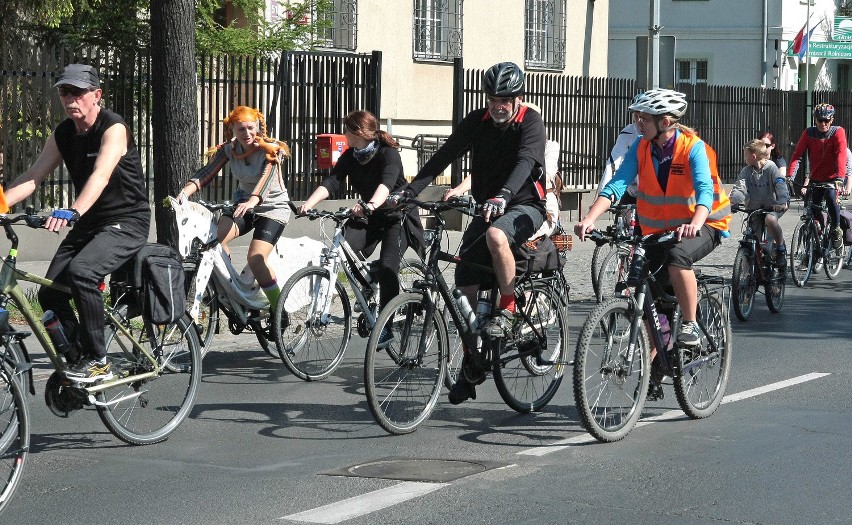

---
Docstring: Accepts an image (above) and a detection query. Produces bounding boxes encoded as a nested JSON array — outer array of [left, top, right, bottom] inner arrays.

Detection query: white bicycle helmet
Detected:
[[628, 89, 688, 118]]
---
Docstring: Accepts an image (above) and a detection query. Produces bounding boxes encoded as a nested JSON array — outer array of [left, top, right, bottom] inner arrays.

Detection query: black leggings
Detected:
[[810, 184, 841, 230], [39, 216, 149, 360], [344, 217, 410, 309]]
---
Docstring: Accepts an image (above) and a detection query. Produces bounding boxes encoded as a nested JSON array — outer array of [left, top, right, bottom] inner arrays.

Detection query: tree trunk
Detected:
[[150, 0, 197, 245]]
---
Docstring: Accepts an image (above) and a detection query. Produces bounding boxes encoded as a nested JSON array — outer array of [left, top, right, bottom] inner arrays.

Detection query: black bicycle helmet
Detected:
[[814, 103, 836, 121], [483, 62, 525, 97]]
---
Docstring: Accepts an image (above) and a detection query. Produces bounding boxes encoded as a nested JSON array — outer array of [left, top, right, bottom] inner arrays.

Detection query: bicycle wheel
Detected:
[[364, 292, 447, 435], [673, 290, 732, 419], [493, 285, 568, 413], [824, 243, 844, 279], [274, 267, 351, 381], [595, 247, 631, 303], [0, 364, 28, 515], [590, 243, 611, 297], [0, 340, 27, 454], [399, 258, 426, 291], [186, 279, 219, 354], [845, 244, 852, 268], [96, 313, 202, 445], [764, 266, 785, 313], [731, 247, 756, 321], [790, 222, 814, 287], [573, 298, 650, 443]]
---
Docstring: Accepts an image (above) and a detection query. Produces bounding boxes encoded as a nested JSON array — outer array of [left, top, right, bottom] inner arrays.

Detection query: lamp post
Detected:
[[772, 61, 780, 88]]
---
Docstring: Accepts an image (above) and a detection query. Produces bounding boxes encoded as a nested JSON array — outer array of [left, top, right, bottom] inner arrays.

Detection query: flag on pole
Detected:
[[792, 19, 820, 59]]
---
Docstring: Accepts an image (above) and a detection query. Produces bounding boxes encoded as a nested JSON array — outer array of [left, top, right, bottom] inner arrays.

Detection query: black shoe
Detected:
[[65, 357, 114, 383], [676, 321, 701, 347], [448, 376, 477, 405], [775, 247, 788, 269]]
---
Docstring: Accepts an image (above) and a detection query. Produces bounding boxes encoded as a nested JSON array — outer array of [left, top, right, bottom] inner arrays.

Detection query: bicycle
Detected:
[[590, 204, 635, 300], [272, 202, 424, 381], [170, 197, 324, 356], [0, 324, 28, 515], [731, 207, 786, 321], [790, 181, 848, 286], [363, 197, 570, 435], [0, 211, 202, 446], [594, 203, 637, 303], [573, 229, 732, 443]]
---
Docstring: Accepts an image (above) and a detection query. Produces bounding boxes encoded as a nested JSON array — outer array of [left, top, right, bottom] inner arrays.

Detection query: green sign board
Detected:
[[834, 16, 852, 42], [787, 40, 852, 59]]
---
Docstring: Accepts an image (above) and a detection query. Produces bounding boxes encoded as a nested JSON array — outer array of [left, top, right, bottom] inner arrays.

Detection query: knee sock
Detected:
[[499, 294, 516, 313], [260, 279, 280, 310]]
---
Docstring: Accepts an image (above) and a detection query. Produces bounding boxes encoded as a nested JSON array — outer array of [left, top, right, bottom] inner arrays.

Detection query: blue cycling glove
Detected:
[[50, 208, 80, 222]]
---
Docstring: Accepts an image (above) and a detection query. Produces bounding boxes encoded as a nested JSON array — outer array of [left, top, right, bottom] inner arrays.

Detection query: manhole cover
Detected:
[[320, 457, 511, 483]]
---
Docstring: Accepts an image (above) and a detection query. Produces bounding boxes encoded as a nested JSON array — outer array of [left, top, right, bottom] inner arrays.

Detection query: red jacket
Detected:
[[788, 126, 847, 182]]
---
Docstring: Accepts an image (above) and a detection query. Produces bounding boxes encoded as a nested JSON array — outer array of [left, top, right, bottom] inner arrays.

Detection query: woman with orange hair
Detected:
[[178, 106, 292, 308]]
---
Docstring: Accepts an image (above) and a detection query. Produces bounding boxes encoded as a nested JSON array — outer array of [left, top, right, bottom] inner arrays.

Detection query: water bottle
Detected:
[[476, 290, 492, 325], [658, 313, 671, 350], [453, 289, 476, 330], [625, 246, 647, 286], [42, 310, 78, 362]]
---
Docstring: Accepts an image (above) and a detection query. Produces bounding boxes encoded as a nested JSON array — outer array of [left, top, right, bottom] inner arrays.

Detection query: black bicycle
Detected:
[[790, 181, 847, 286], [573, 229, 732, 443], [363, 197, 570, 435], [731, 207, 785, 321]]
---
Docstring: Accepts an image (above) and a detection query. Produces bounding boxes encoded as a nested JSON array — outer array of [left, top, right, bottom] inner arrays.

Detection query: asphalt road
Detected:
[[2, 201, 852, 524]]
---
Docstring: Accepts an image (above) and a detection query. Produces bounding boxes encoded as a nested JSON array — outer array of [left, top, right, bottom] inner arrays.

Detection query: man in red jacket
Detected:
[[788, 103, 852, 248]]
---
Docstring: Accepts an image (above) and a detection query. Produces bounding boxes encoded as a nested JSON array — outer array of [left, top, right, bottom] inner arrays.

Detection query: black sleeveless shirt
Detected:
[[54, 109, 149, 225]]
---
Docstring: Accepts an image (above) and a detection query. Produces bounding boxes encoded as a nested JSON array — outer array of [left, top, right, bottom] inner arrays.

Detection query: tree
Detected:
[[150, 0, 197, 245]]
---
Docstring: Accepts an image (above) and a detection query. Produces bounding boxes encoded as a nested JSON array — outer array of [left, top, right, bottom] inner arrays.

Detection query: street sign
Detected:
[[833, 16, 852, 42], [636, 36, 676, 90], [786, 40, 852, 59]]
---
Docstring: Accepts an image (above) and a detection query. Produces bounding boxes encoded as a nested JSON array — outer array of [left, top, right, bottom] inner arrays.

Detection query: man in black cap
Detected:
[[4, 63, 150, 382]]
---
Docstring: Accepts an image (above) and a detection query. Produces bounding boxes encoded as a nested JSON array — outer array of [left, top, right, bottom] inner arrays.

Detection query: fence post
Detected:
[[451, 56, 464, 186]]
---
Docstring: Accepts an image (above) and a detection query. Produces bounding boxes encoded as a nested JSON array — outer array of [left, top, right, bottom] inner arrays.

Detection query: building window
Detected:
[[316, 0, 358, 51], [413, 0, 463, 62], [677, 59, 708, 84], [525, 0, 566, 71]]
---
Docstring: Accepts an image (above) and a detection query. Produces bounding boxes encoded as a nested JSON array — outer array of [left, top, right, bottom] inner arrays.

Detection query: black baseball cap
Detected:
[[53, 64, 100, 89]]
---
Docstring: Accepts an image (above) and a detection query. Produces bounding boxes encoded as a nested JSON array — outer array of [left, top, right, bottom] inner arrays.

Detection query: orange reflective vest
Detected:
[[635, 131, 731, 234]]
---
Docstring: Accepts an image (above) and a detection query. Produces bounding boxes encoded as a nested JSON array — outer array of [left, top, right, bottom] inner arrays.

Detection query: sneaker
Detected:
[[65, 357, 114, 383], [814, 258, 824, 273], [448, 375, 477, 405], [775, 246, 788, 269], [832, 227, 844, 249], [376, 327, 394, 349], [676, 321, 701, 348], [482, 309, 515, 340]]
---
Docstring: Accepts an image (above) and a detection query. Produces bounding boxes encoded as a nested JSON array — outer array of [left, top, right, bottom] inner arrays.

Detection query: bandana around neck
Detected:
[[353, 140, 379, 164]]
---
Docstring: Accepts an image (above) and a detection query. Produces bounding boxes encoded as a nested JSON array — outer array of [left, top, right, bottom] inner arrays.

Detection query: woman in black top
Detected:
[[299, 110, 423, 344]]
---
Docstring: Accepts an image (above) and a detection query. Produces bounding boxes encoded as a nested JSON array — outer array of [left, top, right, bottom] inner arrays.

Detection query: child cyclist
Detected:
[[729, 139, 790, 267]]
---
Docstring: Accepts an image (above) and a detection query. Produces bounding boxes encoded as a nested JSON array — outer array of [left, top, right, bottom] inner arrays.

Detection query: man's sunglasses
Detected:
[[57, 85, 93, 98], [817, 118, 833, 124]]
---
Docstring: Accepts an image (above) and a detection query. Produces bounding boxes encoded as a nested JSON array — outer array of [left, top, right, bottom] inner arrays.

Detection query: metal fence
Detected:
[[0, 44, 381, 209]]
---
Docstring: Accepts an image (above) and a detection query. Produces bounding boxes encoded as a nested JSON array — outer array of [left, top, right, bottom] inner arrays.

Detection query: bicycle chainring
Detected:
[[356, 313, 370, 338], [44, 371, 87, 417]]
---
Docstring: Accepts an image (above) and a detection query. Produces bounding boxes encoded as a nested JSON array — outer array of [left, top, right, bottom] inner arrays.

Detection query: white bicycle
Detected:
[[169, 197, 324, 357], [274, 202, 424, 381]]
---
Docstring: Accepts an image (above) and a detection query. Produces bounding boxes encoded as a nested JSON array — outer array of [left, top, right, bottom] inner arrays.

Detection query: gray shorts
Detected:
[[454, 204, 545, 287]]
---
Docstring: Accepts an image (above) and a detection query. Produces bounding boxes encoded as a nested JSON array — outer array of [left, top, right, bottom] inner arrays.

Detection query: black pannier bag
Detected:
[[115, 244, 185, 325], [514, 235, 563, 275]]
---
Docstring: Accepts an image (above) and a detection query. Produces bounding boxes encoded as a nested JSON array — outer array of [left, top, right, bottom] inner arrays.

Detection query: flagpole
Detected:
[[805, 0, 812, 117]]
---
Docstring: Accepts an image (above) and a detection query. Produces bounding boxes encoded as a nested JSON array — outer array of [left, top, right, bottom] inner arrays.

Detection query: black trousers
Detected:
[[39, 216, 149, 359], [344, 216, 411, 309]]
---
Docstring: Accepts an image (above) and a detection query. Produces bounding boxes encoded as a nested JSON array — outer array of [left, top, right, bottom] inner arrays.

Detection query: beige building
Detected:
[[283, 0, 610, 177]]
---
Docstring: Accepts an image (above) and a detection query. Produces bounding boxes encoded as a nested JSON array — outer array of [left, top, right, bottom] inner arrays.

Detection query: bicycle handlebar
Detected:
[[397, 196, 484, 217], [287, 200, 354, 222], [588, 228, 683, 247], [0, 212, 54, 229], [193, 199, 282, 215]]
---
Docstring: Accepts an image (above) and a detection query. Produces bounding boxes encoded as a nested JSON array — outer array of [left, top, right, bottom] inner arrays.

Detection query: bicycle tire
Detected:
[[274, 266, 352, 381], [96, 313, 202, 445], [595, 247, 631, 303], [824, 243, 844, 279], [673, 291, 732, 419], [0, 340, 27, 454], [573, 298, 650, 443], [186, 276, 219, 354], [790, 222, 814, 287], [493, 285, 568, 413], [590, 243, 611, 297], [0, 364, 28, 515], [845, 244, 852, 268], [364, 292, 447, 435], [731, 247, 756, 321], [764, 267, 785, 313]]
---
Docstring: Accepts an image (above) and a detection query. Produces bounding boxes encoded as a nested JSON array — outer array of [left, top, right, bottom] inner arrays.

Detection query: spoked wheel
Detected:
[[731, 247, 756, 321], [274, 267, 351, 381], [790, 222, 815, 287], [0, 340, 27, 454], [765, 265, 786, 313], [0, 364, 28, 515], [573, 299, 650, 443], [590, 243, 611, 298], [595, 247, 632, 303], [493, 285, 568, 413], [364, 292, 447, 435], [845, 244, 852, 268], [673, 291, 732, 419], [97, 313, 202, 445], [186, 279, 219, 355], [824, 244, 844, 279]]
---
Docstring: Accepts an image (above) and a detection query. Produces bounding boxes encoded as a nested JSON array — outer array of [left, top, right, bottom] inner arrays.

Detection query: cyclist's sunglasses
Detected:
[[817, 118, 833, 123], [57, 85, 93, 98]]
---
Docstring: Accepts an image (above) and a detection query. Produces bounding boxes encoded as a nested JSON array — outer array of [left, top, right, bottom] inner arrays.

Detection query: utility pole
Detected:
[[649, 0, 661, 89]]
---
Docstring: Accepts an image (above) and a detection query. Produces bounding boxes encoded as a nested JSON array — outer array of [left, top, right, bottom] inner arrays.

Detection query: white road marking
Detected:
[[281, 481, 448, 523], [517, 372, 831, 457]]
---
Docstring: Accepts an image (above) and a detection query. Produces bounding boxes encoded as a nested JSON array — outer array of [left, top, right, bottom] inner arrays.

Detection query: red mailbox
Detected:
[[317, 134, 348, 169]]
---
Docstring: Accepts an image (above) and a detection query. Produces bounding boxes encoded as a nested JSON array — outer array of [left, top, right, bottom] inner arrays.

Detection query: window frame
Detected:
[[412, 0, 463, 63], [676, 58, 709, 85], [316, 0, 358, 51], [524, 0, 567, 71]]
